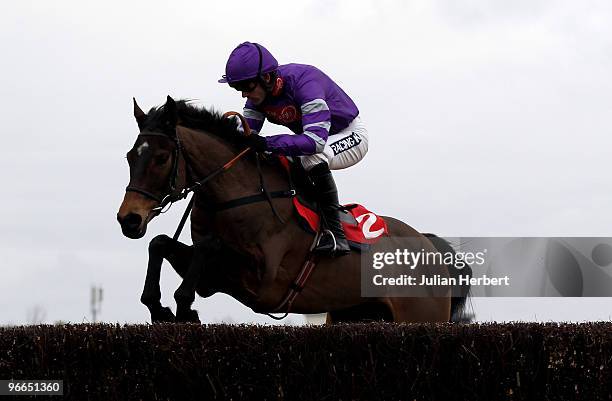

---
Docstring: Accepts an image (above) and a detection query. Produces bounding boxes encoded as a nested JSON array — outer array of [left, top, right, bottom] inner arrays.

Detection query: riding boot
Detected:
[[308, 163, 351, 256]]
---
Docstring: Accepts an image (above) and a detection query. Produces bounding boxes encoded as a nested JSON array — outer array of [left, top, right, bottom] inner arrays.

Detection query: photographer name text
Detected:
[[373, 274, 510, 287]]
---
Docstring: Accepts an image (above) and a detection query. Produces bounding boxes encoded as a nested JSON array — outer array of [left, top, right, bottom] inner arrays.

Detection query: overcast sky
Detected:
[[1, 0, 611, 325]]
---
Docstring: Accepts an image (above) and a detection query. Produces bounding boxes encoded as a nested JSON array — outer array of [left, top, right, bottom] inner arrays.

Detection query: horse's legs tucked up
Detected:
[[141, 234, 193, 323]]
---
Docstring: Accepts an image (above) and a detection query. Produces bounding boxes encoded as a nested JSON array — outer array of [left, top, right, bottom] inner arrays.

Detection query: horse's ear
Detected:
[[164, 95, 178, 128], [133, 97, 146, 129]]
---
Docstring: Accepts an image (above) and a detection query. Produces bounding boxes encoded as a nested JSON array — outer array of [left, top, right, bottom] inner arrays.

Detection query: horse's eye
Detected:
[[154, 154, 170, 165]]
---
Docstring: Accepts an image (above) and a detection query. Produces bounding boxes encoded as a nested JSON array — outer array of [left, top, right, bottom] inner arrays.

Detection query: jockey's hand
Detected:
[[242, 134, 268, 152]]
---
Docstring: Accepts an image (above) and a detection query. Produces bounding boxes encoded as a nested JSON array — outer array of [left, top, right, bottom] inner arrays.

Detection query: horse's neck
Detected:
[[178, 126, 254, 201], [178, 126, 289, 207]]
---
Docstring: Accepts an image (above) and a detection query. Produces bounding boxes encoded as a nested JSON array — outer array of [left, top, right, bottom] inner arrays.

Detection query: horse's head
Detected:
[[117, 96, 186, 239]]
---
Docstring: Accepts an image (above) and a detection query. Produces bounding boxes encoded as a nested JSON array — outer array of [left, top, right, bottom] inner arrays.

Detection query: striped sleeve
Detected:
[[300, 98, 331, 153], [243, 102, 265, 134], [265, 80, 331, 156]]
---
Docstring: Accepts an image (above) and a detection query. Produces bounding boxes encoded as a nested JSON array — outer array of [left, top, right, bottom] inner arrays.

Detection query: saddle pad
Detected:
[[293, 199, 389, 246]]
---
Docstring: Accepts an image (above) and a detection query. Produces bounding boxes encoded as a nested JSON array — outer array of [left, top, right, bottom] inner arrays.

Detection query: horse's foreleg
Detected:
[[174, 240, 212, 323], [141, 234, 193, 323]]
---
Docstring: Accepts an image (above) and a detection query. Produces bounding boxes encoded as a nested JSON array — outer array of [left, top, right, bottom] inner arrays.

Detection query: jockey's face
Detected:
[[241, 82, 266, 105], [230, 73, 273, 106]]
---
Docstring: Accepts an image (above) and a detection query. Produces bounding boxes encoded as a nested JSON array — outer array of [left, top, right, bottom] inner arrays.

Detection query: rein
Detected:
[[168, 145, 252, 241]]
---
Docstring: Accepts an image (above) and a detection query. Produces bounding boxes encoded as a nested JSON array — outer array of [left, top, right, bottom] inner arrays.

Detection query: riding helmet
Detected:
[[218, 42, 278, 84]]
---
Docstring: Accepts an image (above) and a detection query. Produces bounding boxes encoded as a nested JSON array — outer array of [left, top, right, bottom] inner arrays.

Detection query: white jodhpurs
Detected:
[[299, 116, 369, 171]]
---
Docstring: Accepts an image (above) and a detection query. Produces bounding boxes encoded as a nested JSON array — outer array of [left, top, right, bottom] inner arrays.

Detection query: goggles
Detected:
[[229, 79, 258, 92]]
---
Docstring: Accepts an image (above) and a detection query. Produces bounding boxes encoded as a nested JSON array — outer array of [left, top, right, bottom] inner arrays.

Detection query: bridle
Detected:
[[124, 112, 294, 238], [125, 131, 183, 212], [125, 128, 252, 216]]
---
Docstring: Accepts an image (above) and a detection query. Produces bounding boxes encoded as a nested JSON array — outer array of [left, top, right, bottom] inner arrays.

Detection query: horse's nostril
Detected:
[[125, 213, 142, 227], [120, 213, 142, 230]]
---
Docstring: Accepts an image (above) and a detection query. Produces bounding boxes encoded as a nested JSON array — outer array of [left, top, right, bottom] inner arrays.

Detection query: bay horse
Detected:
[[117, 96, 470, 323]]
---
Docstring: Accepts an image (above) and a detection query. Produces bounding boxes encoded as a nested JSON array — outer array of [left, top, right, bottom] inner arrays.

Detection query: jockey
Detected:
[[219, 42, 369, 257]]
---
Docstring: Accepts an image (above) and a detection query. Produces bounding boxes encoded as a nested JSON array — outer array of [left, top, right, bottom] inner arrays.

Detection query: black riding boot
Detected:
[[308, 163, 351, 256]]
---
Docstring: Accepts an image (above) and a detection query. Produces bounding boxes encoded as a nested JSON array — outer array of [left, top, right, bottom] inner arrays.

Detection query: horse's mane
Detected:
[[144, 99, 242, 143]]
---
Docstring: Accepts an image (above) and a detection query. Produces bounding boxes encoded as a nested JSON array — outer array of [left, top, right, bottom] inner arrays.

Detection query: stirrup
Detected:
[[316, 229, 336, 249], [313, 229, 350, 256]]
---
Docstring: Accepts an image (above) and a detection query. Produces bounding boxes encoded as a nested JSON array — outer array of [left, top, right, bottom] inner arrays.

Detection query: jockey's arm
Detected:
[[250, 81, 332, 157], [242, 106, 265, 134]]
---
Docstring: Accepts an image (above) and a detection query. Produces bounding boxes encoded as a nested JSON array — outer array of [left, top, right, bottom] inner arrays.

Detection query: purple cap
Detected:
[[218, 42, 279, 84]]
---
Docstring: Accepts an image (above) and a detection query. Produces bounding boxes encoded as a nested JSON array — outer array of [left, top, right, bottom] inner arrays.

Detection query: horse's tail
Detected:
[[424, 233, 472, 322]]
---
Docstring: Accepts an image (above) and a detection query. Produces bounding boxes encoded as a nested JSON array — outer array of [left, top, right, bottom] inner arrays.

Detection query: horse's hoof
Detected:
[[151, 306, 176, 323], [176, 308, 200, 323]]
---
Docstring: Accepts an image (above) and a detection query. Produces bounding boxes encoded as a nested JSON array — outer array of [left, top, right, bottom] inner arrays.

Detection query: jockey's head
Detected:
[[219, 42, 279, 106]]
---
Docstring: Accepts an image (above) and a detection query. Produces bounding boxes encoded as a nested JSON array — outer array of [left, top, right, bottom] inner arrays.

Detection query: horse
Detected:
[[116, 96, 471, 324]]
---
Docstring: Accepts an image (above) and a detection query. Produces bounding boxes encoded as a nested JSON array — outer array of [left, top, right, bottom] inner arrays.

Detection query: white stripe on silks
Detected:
[[243, 108, 265, 120], [301, 99, 329, 115], [303, 121, 331, 131], [303, 130, 326, 153]]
